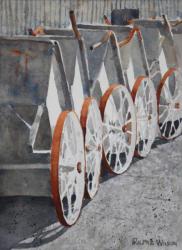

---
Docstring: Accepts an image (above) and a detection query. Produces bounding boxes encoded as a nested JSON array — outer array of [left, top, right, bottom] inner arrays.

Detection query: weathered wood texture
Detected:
[[0, 0, 181, 35]]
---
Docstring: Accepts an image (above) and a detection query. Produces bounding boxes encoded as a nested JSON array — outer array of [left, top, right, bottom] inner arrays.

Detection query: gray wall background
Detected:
[[0, 0, 181, 35]]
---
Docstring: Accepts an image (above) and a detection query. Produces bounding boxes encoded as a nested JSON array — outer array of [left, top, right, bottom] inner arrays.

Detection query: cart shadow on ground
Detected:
[[100, 137, 171, 183], [0, 137, 172, 250], [0, 196, 93, 249], [132, 137, 171, 164], [0, 179, 117, 249], [0, 197, 66, 250]]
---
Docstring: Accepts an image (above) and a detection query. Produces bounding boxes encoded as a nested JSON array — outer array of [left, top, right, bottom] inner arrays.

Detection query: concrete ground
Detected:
[[0, 136, 182, 250]]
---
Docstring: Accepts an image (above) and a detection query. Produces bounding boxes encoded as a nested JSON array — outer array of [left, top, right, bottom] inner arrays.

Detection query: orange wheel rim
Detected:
[[100, 84, 136, 174], [132, 76, 157, 157], [51, 111, 85, 226], [157, 68, 182, 139]]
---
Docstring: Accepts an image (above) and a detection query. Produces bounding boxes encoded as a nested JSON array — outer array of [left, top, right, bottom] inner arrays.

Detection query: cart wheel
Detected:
[[80, 98, 102, 199], [100, 84, 136, 174], [157, 68, 182, 139], [51, 111, 85, 226], [131, 76, 157, 157]]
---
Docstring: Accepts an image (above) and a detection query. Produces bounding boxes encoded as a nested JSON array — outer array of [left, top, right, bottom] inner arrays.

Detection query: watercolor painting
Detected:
[[0, 1, 182, 249]]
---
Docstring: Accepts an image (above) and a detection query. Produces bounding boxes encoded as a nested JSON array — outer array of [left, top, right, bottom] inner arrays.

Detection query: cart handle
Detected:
[[69, 10, 82, 41], [103, 15, 111, 25], [171, 20, 182, 27], [162, 14, 172, 32], [118, 27, 142, 47], [28, 26, 45, 36], [90, 31, 113, 50]]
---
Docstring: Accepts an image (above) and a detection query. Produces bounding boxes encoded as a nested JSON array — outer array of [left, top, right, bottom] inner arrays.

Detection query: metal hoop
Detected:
[[100, 84, 136, 174], [51, 111, 85, 226], [157, 68, 182, 139], [132, 76, 157, 157]]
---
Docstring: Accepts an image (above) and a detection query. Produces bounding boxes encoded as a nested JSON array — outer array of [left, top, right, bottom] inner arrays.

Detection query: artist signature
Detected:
[[132, 238, 177, 247]]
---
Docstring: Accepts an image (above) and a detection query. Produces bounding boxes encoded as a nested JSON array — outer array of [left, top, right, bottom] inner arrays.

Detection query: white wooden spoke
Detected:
[[163, 81, 173, 102], [103, 123, 122, 132], [160, 107, 181, 138], [159, 70, 182, 139], [107, 94, 122, 127], [84, 99, 102, 199], [58, 112, 85, 225], [159, 105, 169, 121], [135, 78, 157, 157], [103, 85, 136, 174]]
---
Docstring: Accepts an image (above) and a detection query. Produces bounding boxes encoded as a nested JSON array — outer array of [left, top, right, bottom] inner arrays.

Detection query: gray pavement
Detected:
[[0, 136, 182, 250]]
